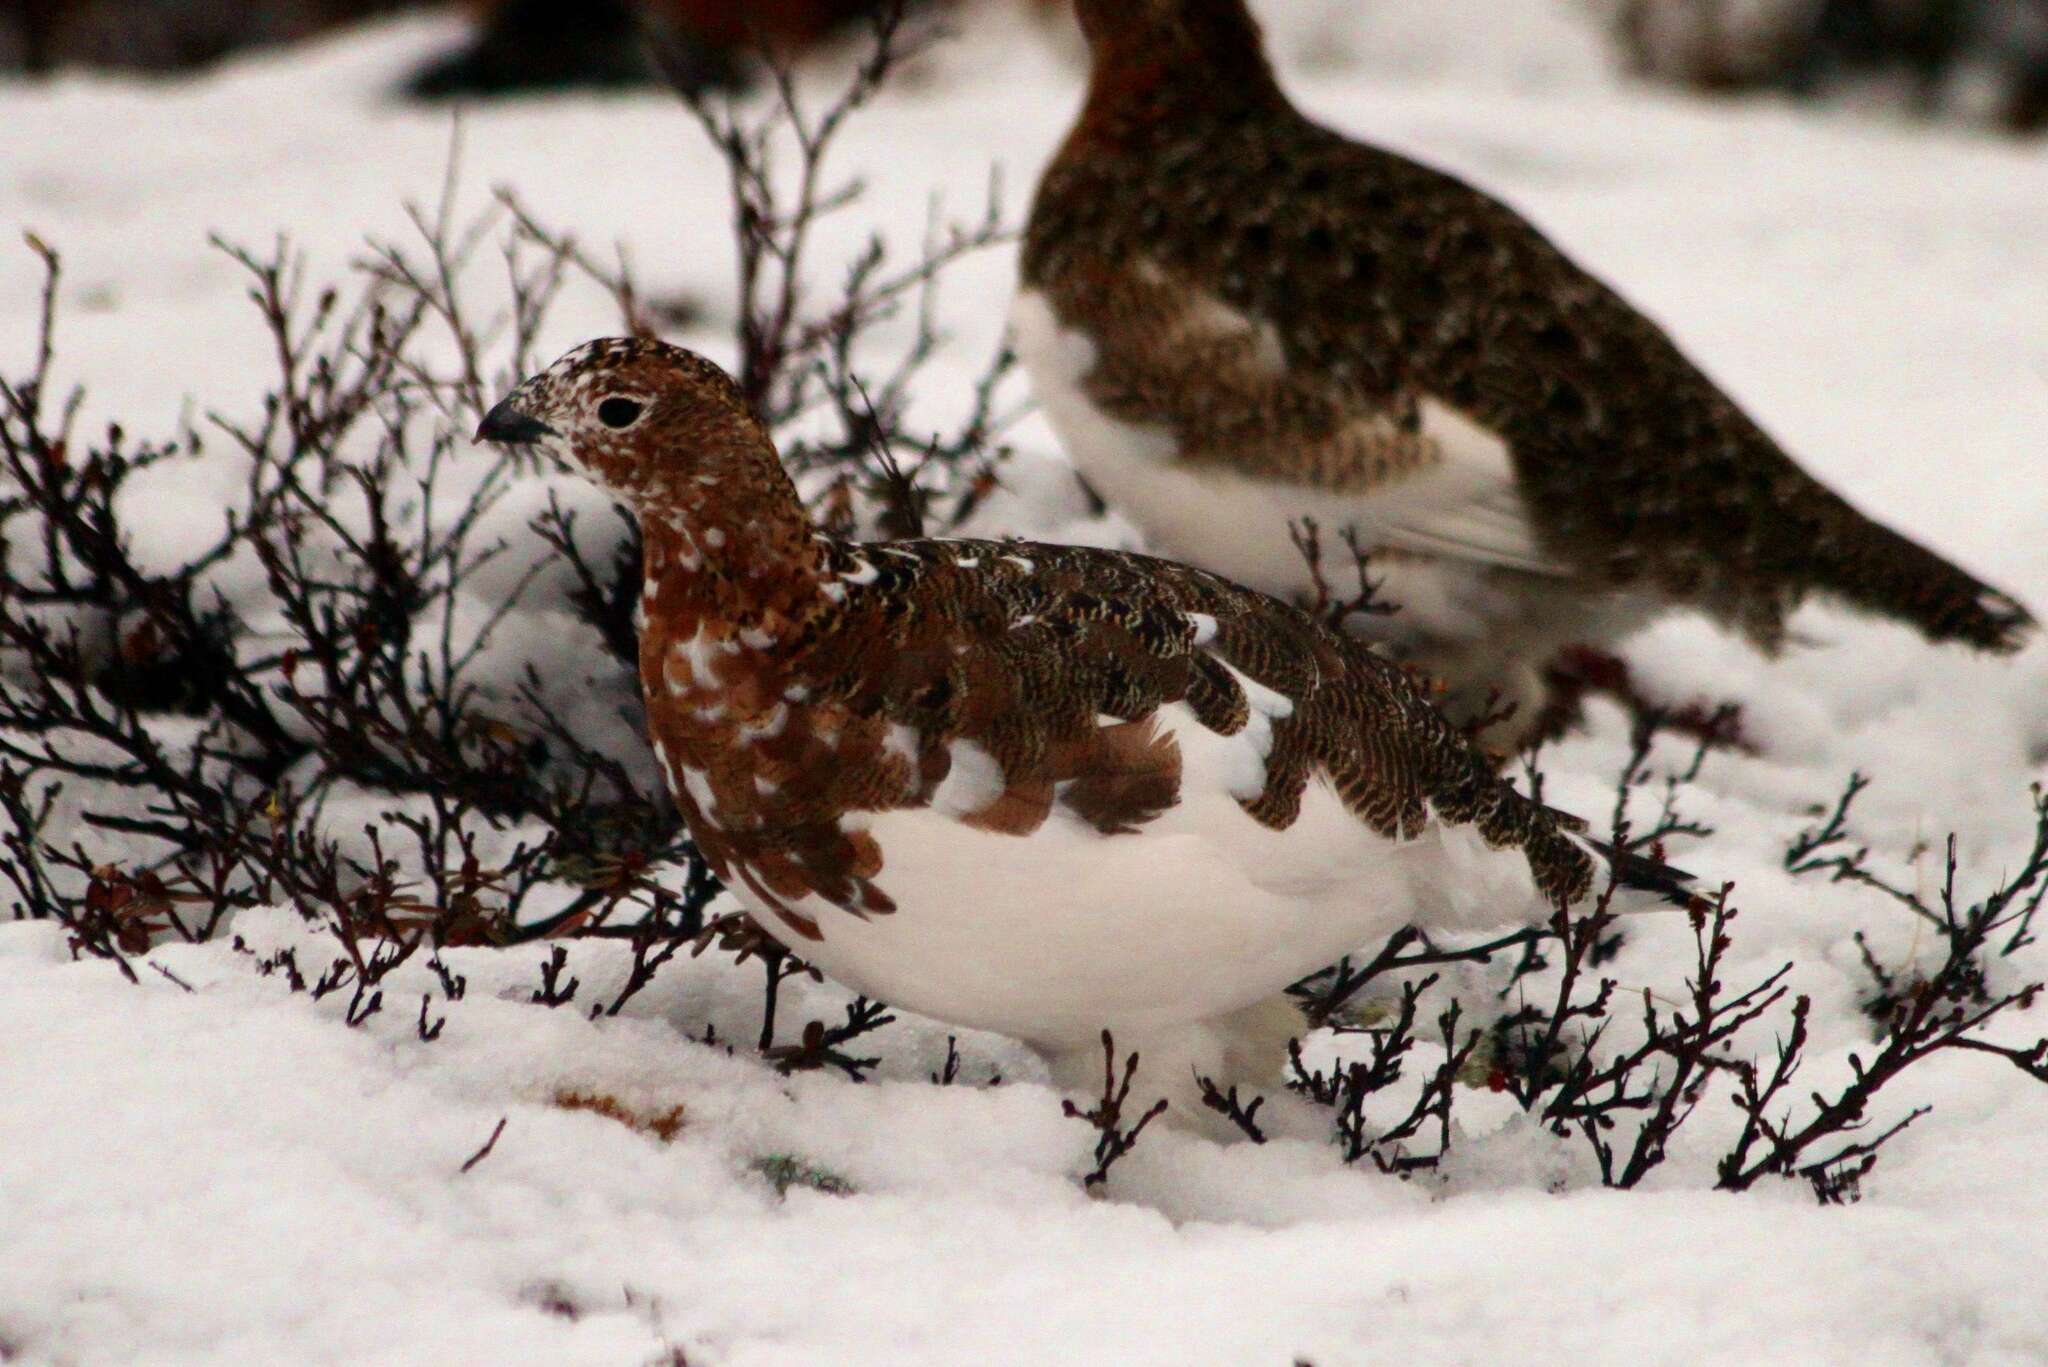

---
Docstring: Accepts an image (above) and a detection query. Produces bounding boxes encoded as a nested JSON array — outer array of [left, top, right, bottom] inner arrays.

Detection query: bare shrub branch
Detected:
[[655, 1, 1017, 540], [1063, 1030, 1171, 1187]]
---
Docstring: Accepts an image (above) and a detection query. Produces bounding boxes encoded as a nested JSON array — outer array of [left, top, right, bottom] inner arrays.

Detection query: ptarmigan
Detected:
[[477, 338, 1693, 1137], [1016, 0, 2034, 741]]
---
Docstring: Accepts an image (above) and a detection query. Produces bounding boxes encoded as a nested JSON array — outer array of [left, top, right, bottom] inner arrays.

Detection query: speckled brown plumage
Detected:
[[1023, 0, 2034, 660], [478, 335, 1705, 1137], [477, 338, 1636, 943], [643, 505, 1610, 943]]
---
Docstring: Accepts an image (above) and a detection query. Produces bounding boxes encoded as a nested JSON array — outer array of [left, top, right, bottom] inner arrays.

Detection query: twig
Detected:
[[1063, 1030, 1171, 1187], [460, 1116, 508, 1174]]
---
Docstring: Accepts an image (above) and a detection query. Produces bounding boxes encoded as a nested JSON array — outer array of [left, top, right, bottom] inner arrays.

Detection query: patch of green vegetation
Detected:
[[749, 1155, 855, 1198]]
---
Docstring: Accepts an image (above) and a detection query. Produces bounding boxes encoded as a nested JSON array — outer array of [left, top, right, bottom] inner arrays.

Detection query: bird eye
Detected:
[[597, 397, 644, 429]]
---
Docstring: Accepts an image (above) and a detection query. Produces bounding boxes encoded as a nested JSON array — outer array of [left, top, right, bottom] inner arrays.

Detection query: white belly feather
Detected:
[[724, 702, 1556, 1050]]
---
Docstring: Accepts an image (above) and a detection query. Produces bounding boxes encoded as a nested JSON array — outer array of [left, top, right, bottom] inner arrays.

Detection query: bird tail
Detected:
[[1803, 498, 2035, 653], [1572, 832, 1706, 916]]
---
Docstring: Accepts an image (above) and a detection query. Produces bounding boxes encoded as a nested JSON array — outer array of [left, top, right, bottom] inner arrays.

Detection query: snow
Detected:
[[8, 911, 2048, 1366], [5, 3, 2048, 1364]]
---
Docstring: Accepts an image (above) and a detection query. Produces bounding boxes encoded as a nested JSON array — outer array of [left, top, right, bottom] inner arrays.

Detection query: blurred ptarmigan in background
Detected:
[[476, 338, 1694, 1137], [1016, 0, 2035, 744]]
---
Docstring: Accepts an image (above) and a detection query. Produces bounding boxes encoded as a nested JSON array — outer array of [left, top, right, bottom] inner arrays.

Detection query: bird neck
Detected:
[[633, 439, 829, 640], [1072, 11, 1284, 153]]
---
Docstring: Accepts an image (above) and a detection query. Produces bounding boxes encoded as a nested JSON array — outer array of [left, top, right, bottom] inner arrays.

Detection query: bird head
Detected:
[[475, 337, 774, 512], [1071, 0, 1267, 64]]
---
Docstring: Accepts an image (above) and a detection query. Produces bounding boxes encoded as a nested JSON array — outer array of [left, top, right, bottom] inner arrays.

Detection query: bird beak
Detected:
[[474, 399, 555, 446]]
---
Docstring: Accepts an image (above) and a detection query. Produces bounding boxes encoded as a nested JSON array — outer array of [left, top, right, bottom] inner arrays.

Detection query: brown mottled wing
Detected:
[[1049, 256, 1446, 498], [1040, 253, 1569, 579], [796, 539, 1600, 906]]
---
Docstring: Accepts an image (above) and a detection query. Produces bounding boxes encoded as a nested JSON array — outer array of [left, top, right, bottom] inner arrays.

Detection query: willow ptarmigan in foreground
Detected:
[[1016, 0, 2034, 738], [477, 337, 1694, 1136]]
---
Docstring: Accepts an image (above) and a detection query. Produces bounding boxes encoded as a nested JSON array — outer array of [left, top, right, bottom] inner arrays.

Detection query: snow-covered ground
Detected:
[[5, 4, 2048, 1363]]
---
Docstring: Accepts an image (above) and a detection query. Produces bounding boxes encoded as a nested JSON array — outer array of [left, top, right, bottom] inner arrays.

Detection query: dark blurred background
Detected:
[[0, 0, 892, 92], [1609, 0, 2048, 130], [2, 0, 2044, 130]]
